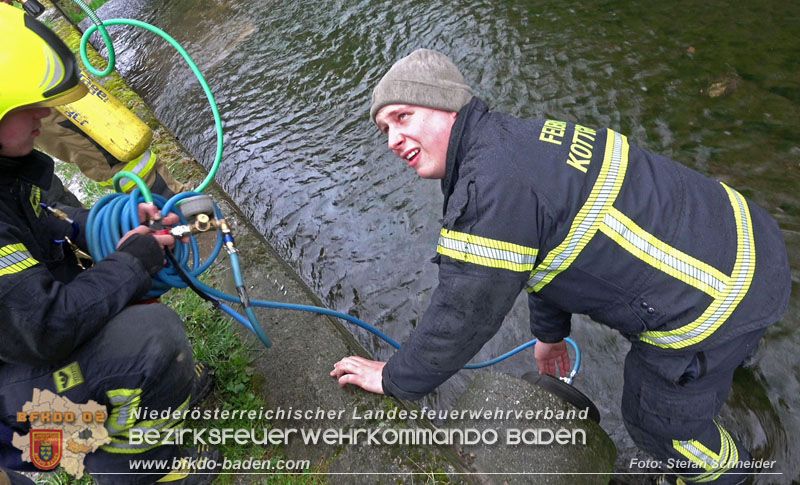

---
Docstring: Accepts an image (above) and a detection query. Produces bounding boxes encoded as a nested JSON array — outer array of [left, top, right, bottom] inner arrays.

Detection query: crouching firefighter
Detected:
[[0, 5, 217, 484], [331, 49, 793, 485]]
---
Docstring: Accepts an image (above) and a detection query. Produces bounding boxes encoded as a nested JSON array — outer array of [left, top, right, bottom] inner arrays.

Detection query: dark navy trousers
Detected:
[[0, 303, 194, 484], [622, 328, 766, 484]]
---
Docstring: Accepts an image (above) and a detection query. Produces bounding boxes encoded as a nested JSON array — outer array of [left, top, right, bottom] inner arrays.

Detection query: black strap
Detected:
[[164, 247, 220, 309]]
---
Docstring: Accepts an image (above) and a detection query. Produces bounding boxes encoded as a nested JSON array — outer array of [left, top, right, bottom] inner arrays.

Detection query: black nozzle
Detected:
[[22, 0, 46, 17]]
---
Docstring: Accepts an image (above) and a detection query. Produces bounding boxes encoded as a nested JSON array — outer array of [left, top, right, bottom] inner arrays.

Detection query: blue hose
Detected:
[[85, 189, 581, 377]]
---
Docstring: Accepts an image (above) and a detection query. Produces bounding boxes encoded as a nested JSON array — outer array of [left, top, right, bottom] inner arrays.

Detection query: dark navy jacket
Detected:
[[382, 98, 791, 400], [0, 151, 152, 366]]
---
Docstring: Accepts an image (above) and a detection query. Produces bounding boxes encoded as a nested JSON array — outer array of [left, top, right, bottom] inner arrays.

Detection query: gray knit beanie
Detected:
[[370, 49, 474, 124]]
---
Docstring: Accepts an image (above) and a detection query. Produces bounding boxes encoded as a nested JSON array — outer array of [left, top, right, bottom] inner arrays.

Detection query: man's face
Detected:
[[0, 107, 50, 158], [375, 104, 457, 180]]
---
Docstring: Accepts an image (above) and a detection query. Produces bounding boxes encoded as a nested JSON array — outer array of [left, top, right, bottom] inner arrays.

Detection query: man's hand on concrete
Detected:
[[534, 340, 571, 378], [330, 356, 386, 395]]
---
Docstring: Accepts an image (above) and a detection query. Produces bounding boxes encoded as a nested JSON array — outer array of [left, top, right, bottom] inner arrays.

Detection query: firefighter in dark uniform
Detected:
[[0, 5, 216, 484], [330, 49, 792, 484]]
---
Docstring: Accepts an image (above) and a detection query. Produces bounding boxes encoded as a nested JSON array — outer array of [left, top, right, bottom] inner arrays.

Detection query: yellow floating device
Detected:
[[56, 70, 152, 162]]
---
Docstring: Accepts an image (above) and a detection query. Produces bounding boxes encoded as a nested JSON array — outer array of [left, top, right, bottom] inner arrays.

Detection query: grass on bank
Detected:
[[165, 278, 326, 485]]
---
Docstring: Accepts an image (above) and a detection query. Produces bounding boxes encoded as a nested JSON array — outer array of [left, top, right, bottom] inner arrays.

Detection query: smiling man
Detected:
[[330, 49, 791, 484]]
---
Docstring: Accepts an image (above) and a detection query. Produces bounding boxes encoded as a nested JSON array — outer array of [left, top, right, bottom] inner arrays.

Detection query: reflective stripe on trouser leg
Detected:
[[81, 304, 195, 484], [621, 330, 767, 485], [100, 390, 189, 455], [671, 421, 745, 483]]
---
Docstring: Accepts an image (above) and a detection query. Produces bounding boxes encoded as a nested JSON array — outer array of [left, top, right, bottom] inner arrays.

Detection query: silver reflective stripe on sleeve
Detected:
[[438, 229, 537, 272]]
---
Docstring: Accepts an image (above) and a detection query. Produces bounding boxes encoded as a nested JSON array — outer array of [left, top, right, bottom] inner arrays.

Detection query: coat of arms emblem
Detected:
[[30, 429, 62, 470]]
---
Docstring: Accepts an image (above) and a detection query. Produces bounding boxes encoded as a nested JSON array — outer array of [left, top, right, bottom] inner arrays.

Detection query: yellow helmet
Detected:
[[0, 3, 87, 121]]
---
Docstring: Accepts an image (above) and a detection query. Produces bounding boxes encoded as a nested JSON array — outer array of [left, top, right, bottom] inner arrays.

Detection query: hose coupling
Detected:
[[217, 218, 232, 234], [165, 214, 219, 238], [42, 205, 74, 224], [168, 225, 194, 239], [559, 370, 577, 385]]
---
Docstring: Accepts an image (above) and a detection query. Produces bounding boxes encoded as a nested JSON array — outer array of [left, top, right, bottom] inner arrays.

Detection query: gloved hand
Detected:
[[116, 232, 166, 275]]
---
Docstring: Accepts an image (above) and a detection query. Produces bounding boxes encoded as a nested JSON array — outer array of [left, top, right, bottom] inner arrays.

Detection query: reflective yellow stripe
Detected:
[[600, 208, 729, 297], [99, 149, 157, 192], [672, 422, 739, 482], [527, 129, 629, 291], [156, 445, 214, 482], [30, 186, 42, 217], [0, 243, 39, 276], [105, 388, 143, 435], [157, 460, 191, 482], [103, 421, 185, 455], [101, 393, 190, 454], [640, 184, 755, 349], [437, 228, 538, 272]]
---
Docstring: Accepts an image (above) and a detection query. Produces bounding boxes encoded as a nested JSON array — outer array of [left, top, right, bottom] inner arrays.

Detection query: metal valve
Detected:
[[168, 215, 218, 238]]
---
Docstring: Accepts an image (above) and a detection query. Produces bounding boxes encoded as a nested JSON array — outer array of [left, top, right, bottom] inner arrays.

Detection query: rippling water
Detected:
[[84, 0, 799, 481]]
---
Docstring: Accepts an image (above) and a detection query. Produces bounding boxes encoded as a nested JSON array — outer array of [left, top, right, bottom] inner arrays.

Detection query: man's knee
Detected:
[[102, 304, 190, 358], [621, 348, 719, 457], [82, 304, 194, 389]]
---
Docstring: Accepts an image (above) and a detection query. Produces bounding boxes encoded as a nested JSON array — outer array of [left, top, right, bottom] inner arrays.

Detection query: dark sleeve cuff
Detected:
[[535, 332, 569, 344], [528, 292, 572, 343], [381, 352, 453, 401], [100, 251, 154, 299], [381, 366, 394, 398]]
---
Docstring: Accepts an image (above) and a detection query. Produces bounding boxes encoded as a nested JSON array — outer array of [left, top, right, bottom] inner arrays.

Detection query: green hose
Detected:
[[112, 170, 152, 202], [78, 13, 222, 195], [68, 0, 115, 76]]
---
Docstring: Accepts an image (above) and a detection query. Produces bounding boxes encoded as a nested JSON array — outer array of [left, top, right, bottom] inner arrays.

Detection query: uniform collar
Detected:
[[441, 96, 487, 215], [0, 150, 54, 189]]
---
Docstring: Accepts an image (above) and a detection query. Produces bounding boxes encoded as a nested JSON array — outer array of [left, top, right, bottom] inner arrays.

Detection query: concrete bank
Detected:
[[47, 6, 617, 483]]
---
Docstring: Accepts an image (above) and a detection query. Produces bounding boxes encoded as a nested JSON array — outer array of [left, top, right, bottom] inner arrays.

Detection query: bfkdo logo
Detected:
[[30, 429, 63, 470]]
